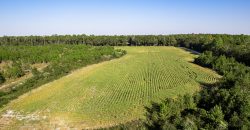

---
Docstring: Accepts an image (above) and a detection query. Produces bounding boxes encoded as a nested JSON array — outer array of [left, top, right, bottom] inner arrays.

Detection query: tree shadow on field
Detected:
[[179, 47, 201, 55], [198, 81, 220, 89]]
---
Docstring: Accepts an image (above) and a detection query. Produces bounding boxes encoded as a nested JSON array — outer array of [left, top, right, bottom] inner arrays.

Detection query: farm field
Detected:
[[0, 47, 220, 129]]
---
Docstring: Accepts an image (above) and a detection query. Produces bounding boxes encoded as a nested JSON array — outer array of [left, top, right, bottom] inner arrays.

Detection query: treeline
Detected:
[[144, 52, 250, 129], [0, 45, 126, 107], [1, 34, 249, 47], [0, 34, 249, 66]]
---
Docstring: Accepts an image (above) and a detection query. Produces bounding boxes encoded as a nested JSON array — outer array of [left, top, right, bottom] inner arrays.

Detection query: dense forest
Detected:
[[0, 34, 250, 129], [1, 34, 249, 66]]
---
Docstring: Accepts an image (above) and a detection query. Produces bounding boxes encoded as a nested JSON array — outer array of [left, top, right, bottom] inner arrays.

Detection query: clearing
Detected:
[[0, 47, 220, 129]]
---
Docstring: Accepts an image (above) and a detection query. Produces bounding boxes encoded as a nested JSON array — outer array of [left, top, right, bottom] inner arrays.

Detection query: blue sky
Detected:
[[0, 0, 250, 36]]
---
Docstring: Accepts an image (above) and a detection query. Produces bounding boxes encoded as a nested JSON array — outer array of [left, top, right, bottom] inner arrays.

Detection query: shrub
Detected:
[[0, 72, 5, 84]]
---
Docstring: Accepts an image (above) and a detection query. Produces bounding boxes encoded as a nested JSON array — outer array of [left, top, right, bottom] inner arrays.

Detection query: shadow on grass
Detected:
[[179, 47, 201, 55], [198, 81, 219, 89]]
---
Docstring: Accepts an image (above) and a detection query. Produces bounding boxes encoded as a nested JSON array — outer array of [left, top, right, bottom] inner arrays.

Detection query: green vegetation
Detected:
[[0, 47, 219, 129], [1, 34, 249, 66], [145, 94, 228, 130], [0, 45, 124, 108], [0, 34, 249, 129], [144, 38, 250, 129], [144, 53, 250, 129], [4, 62, 25, 79], [0, 73, 5, 84]]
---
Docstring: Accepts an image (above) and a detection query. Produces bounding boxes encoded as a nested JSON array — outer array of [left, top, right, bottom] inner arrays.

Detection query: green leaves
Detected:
[[145, 95, 198, 130], [4, 62, 24, 79], [208, 105, 227, 129]]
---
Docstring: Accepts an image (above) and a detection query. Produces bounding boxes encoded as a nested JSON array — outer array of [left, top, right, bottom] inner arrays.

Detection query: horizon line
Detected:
[[0, 33, 249, 37]]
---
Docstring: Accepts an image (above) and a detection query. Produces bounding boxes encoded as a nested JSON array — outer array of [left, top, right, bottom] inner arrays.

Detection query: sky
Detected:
[[0, 0, 250, 36]]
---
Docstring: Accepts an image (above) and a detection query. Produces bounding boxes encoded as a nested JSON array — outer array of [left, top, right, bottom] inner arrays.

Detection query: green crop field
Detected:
[[0, 47, 220, 129]]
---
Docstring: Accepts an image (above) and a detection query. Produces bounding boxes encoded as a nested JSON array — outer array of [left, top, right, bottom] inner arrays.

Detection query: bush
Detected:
[[113, 49, 127, 58], [0, 72, 5, 84], [4, 62, 24, 79], [31, 68, 40, 76]]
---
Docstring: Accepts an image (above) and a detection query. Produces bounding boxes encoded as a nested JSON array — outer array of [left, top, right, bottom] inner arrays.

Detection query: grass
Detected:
[[0, 47, 220, 129]]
